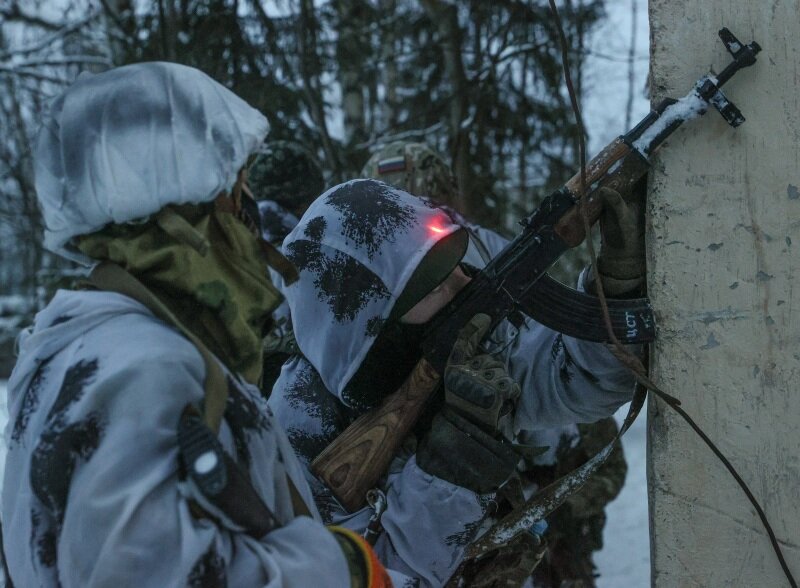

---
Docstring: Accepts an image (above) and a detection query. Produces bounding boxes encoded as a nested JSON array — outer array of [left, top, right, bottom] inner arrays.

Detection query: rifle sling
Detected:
[[446, 384, 646, 587]]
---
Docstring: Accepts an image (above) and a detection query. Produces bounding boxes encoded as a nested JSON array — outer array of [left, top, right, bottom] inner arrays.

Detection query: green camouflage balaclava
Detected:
[[248, 140, 325, 217], [77, 202, 282, 384], [360, 141, 458, 205]]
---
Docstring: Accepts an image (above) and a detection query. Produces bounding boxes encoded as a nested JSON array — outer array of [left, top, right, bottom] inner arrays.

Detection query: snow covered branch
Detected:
[[0, 65, 68, 85], [0, 9, 103, 61], [0, 3, 62, 31], [6, 56, 112, 69]]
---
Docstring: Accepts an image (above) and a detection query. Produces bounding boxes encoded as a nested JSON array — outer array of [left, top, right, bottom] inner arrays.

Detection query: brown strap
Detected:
[[287, 476, 312, 518], [89, 262, 228, 433], [89, 262, 314, 518], [259, 239, 299, 285], [241, 181, 299, 285]]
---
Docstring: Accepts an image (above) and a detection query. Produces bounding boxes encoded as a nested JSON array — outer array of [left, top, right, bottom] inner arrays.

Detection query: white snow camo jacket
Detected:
[[268, 179, 636, 587], [2, 290, 354, 587]]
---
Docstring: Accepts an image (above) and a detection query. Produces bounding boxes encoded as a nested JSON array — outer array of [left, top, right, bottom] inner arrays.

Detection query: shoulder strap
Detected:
[[88, 262, 312, 518], [89, 261, 228, 433]]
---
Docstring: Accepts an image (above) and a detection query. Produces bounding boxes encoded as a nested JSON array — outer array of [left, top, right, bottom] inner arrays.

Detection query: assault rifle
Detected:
[[312, 28, 761, 513]]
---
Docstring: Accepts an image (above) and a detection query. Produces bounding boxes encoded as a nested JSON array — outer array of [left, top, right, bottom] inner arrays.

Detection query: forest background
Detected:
[[0, 3, 653, 585], [0, 0, 648, 375]]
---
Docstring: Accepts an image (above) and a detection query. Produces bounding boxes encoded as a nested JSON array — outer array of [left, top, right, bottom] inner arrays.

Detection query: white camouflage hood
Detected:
[[281, 179, 462, 401], [34, 61, 269, 264]]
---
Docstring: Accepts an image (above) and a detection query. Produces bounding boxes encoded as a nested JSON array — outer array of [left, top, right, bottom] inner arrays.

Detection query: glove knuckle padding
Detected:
[[417, 313, 525, 492], [446, 315, 519, 431], [445, 366, 495, 409], [445, 354, 519, 431]]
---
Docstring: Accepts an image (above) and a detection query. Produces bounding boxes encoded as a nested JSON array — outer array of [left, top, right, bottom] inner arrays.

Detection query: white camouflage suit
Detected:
[[1, 62, 376, 587], [3, 290, 355, 587], [268, 179, 636, 586]]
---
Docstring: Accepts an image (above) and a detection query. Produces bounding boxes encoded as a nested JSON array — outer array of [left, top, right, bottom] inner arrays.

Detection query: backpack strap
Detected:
[[89, 261, 313, 521], [89, 261, 228, 432]]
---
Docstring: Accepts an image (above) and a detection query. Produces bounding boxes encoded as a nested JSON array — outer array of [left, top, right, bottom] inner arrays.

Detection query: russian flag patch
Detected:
[[377, 156, 407, 174]]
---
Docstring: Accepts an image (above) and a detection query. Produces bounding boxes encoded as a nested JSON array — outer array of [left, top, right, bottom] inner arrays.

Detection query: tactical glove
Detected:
[[592, 185, 646, 296], [417, 314, 521, 494]]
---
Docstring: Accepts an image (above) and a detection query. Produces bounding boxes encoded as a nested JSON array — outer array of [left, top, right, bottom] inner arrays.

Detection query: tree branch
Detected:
[[0, 9, 102, 60], [0, 2, 60, 30], [0, 66, 68, 84]]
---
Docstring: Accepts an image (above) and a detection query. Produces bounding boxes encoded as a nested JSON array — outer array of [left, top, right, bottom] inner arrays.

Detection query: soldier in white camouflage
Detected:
[[248, 140, 325, 245], [247, 141, 326, 391], [2, 62, 397, 588], [361, 140, 629, 587]]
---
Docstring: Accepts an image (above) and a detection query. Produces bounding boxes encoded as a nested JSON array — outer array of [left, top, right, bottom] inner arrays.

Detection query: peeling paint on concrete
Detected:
[[756, 271, 774, 281], [699, 333, 720, 349], [690, 308, 748, 324]]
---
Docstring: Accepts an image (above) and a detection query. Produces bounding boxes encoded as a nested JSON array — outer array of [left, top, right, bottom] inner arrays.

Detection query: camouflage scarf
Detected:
[[77, 203, 281, 384]]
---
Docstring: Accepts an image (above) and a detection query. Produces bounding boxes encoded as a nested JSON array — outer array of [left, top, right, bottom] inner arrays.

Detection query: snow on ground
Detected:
[[595, 402, 650, 587]]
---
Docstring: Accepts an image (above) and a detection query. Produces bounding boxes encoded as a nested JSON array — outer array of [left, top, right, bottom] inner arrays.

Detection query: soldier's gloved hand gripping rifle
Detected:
[[312, 28, 761, 517]]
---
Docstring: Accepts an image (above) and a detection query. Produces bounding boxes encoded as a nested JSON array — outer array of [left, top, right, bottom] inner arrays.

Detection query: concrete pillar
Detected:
[[647, 1, 800, 586]]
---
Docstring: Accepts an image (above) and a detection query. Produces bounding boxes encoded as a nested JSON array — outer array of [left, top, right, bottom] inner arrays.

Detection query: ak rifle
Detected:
[[312, 28, 761, 512]]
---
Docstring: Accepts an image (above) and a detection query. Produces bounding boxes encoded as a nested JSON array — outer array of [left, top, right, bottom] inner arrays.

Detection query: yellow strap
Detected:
[[89, 262, 228, 433]]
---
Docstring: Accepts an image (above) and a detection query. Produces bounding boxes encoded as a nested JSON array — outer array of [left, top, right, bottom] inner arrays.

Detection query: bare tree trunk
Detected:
[[379, 0, 398, 133], [100, 0, 132, 63], [518, 50, 529, 218], [420, 0, 474, 215], [156, 0, 176, 61], [335, 0, 368, 149], [296, 0, 344, 181]]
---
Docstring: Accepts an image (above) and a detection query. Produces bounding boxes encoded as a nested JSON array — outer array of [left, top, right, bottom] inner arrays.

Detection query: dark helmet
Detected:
[[247, 140, 325, 216]]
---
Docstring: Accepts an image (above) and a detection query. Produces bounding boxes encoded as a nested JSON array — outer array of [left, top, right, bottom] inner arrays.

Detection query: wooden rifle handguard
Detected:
[[311, 357, 440, 512]]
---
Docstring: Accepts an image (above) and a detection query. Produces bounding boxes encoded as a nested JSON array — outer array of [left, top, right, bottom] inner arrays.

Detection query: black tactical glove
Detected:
[[591, 185, 646, 296], [417, 314, 521, 493]]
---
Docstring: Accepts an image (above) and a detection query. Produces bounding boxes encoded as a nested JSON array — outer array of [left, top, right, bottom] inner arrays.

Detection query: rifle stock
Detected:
[[311, 358, 441, 511]]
